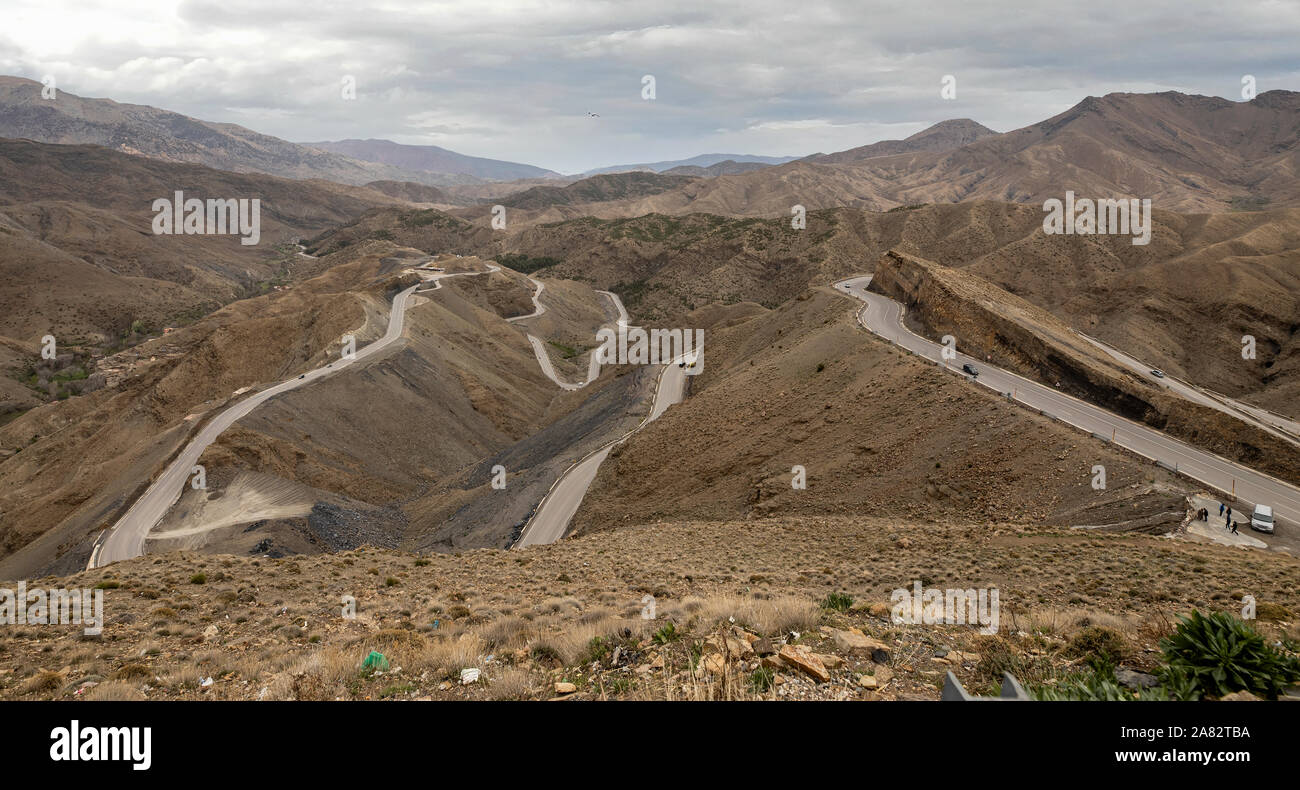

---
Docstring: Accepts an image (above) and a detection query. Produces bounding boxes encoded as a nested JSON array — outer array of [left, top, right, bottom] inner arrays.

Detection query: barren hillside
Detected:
[[570, 286, 1192, 536], [419, 91, 1300, 226], [306, 201, 1300, 417], [0, 243, 432, 575], [3, 513, 1296, 701]]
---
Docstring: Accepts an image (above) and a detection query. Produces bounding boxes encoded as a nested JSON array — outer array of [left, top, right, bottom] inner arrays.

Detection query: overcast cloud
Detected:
[[1, 0, 1298, 173]]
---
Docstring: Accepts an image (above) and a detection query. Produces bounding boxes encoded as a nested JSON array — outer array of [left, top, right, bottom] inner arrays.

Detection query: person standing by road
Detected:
[[1219, 502, 1225, 516]]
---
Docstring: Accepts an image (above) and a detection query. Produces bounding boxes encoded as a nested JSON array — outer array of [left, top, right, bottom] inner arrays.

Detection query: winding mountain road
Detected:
[[838, 276, 1300, 551], [508, 275, 626, 391], [91, 264, 655, 566], [501, 274, 688, 545], [90, 263, 495, 568], [514, 354, 690, 548]]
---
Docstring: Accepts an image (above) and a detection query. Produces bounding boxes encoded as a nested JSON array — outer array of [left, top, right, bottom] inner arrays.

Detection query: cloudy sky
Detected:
[[2, 0, 1298, 173]]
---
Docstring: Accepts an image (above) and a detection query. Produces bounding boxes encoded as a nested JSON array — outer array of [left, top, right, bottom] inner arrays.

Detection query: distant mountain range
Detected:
[[0, 74, 802, 194], [661, 160, 774, 177], [301, 138, 561, 182], [541, 91, 1300, 217], [0, 76, 552, 186], [580, 153, 798, 176], [4, 74, 1296, 218]]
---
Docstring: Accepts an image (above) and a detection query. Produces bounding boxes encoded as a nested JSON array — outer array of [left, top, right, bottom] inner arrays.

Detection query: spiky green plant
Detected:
[[821, 592, 853, 612], [1159, 610, 1300, 699]]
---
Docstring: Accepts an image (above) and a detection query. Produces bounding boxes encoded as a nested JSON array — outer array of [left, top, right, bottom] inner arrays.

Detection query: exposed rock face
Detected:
[[869, 249, 1300, 484]]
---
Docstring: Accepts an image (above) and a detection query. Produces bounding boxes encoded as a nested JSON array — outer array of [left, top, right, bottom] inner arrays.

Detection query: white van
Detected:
[[1251, 504, 1274, 534]]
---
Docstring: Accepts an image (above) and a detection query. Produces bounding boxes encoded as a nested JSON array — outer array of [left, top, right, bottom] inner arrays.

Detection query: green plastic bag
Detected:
[[363, 651, 390, 671]]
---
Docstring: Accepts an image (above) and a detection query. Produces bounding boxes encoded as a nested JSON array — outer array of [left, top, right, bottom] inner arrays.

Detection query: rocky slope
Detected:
[[309, 200, 1300, 420], [0, 244, 424, 575], [870, 249, 1300, 483], [805, 118, 999, 165], [2, 514, 1296, 701], [571, 285, 1191, 537]]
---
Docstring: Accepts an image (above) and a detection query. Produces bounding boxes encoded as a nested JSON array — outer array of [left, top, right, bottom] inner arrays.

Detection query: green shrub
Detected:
[[497, 253, 561, 274], [1067, 626, 1130, 670], [1159, 610, 1300, 699], [652, 622, 679, 644], [1034, 667, 1131, 701], [750, 666, 775, 693], [583, 636, 611, 664], [188, 573, 206, 585], [1255, 601, 1291, 622], [822, 592, 853, 612], [380, 682, 417, 698]]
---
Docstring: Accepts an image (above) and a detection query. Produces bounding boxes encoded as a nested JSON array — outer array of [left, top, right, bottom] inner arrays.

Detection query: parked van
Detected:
[[1251, 504, 1274, 534]]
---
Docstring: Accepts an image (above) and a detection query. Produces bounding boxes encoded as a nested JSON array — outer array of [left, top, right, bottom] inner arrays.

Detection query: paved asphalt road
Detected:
[[515, 355, 690, 547], [506, 274, 681, 546], [838, 276, 1300, 552], [90, 264, 491, 568], [1075, 331, 1300, 446], [509, 276, 626, 390]]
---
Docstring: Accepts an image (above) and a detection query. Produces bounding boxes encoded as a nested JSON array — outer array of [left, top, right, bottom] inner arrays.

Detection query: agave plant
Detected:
[[1034, 669, 1134, 701], [1159, 610, 1300, 699]]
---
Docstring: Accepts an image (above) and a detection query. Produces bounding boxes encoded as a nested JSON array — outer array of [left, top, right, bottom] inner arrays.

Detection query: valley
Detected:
[[1, 72, 1298, 710]]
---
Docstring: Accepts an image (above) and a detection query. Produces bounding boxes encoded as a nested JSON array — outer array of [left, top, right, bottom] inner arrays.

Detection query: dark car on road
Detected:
[[962, 363, 979, 377]]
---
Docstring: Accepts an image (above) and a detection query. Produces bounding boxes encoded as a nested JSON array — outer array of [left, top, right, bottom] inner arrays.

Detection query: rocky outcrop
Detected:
[[870, 249, 1300, 484]]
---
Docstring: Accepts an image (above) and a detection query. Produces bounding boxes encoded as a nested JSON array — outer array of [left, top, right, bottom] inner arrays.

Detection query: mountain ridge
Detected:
[[0, 76, 488, 187], [302, 138, 561, 181]]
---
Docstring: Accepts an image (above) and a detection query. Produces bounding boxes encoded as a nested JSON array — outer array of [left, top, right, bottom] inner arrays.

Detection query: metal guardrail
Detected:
[[942, 671, 1031, 701]]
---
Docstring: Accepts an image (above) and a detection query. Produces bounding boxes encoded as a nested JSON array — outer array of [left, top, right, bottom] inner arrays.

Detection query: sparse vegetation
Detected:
[[496, 252, 562, 274], [3, 517, 1298, 702], [822, 592, 854, 612], [653, 622, 680, 644], [1067, 625, 1130, 669]]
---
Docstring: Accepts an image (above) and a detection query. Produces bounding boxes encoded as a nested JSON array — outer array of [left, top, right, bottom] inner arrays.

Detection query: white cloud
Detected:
[[0, 0, 1296, 173]]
